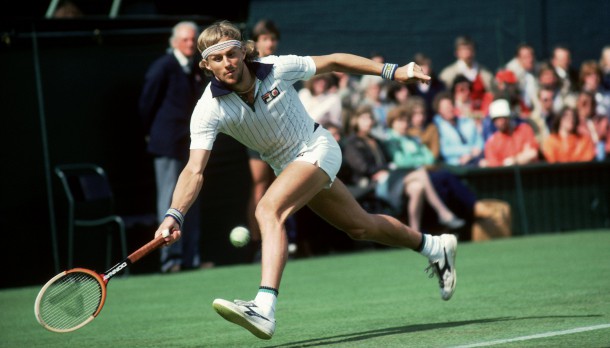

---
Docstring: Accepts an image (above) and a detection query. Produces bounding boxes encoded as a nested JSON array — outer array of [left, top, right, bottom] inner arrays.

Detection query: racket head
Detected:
[[34, 268, 107, 333]]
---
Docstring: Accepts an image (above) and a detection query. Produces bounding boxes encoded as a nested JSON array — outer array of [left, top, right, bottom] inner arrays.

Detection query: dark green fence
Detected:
[[449, 162, 610, 236]]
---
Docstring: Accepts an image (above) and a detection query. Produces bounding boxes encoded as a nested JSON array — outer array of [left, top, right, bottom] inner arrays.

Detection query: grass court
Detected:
[[2, 230, 609, 347]]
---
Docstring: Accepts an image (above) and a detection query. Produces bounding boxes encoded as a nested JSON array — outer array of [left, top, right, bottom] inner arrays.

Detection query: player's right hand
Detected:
[[155, 218, 182, 247]]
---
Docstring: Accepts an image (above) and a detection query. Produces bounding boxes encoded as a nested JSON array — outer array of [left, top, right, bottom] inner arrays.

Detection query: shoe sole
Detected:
[[441, 234, 457, 301], [212, 299, 273, 340]]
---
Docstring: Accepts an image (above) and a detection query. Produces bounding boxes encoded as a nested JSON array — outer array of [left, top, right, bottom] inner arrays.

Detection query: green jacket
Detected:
[[384, 130, 435, 168]]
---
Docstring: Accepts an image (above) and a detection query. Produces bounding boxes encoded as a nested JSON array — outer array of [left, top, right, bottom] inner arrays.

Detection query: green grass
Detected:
[[2, 230, 610, 347]]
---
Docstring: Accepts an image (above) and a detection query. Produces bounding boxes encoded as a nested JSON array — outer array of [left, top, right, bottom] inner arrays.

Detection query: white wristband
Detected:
[[407, 62, 415, 78]]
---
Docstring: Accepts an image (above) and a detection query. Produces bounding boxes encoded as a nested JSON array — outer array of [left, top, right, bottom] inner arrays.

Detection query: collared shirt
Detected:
[[457, 60, 479, 81], [190, 55, 317, 172], [173, 49, 191, 73]]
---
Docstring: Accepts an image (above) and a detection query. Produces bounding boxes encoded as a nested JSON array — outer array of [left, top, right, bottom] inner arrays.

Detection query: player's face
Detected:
[[204, 44, 246, 86], [256, 34, 278, 57]]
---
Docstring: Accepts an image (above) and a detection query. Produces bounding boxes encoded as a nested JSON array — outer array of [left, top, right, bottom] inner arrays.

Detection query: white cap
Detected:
[[489, 99, 511, 119]]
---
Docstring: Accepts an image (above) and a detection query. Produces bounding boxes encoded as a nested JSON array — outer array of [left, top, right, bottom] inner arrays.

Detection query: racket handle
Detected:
[[127, 236, 166, 264]]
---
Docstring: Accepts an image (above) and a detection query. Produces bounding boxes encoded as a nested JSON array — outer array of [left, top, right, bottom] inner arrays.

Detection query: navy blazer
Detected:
[[139, 53, 207, 159]]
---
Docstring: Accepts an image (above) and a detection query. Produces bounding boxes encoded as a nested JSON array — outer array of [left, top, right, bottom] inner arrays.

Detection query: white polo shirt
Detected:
[[190, 55, 318, 172]]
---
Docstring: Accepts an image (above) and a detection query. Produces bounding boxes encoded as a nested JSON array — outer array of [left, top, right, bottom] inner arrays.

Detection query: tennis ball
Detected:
[[230, 226, 250, 247]]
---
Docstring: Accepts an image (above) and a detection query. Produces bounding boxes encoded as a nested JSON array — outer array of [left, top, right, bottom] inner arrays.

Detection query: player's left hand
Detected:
[[394, 62, 431, 84]]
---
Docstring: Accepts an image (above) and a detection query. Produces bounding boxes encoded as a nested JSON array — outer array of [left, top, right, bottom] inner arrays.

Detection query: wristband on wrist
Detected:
[[165, 208, 185, 227], [381, 63, 398, 80]]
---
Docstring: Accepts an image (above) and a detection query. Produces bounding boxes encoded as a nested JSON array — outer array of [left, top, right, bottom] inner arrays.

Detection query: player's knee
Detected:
[[343, 227, 368, 241], [255, 200, 282, 228]]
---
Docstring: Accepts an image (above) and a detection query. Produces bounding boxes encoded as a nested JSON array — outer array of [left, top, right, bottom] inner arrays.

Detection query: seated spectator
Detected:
[[505, 43, 539, 112], [482, 99, 539, 167], [542, 107, 595, 163], [433, 92, 484, 166], [528, 85, 557, 144], [600, 45, 610, 92], [575, 91, 610, 160], [385, 106, 498, 229], [579, 60, 610, 118], [407, 52, 446, 120], [551, 45, 579, 94], [298, 73, 343, 130], [359, 76, 391, 140], [341, 105, 465, 232], [439, 35, 493, 113], [331, 71, 362, 111], [480, 70, 533, 142], [480, 69, 531, 117], [385, 81, 410, 109], [451, 74, 479, 120], [537, 61, 577, 114], [404, 96, 441, 161]]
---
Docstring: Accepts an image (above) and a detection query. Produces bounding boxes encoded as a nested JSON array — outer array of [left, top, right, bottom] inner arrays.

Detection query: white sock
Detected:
[[254, 290, 277, 318], [419, 234, 442, 260]]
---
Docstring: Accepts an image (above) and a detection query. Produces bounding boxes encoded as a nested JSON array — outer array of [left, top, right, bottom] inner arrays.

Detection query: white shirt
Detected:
[[190, 55, 317, 172], [173, 49, 191, 73]]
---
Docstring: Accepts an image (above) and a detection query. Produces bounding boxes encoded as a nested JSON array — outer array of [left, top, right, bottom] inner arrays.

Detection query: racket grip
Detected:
[[127, 236, 166, 264]]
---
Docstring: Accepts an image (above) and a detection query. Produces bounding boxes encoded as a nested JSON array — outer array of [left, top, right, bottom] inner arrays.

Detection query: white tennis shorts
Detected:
[[274, 126, 342, 188]]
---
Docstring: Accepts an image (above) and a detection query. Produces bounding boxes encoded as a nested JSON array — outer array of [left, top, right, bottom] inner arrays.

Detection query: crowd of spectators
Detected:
[[290, 37, 610, 246], [300, 37, 610, 172]]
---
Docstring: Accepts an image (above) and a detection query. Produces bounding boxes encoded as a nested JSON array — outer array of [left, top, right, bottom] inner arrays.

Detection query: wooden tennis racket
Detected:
[[34, 230, 170, 333]]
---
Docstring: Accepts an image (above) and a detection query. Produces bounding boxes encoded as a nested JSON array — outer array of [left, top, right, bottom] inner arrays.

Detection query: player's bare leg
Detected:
[[309, 176, 458, 301], [247, 158, 273, 244], [307, 177, 422, 248], [255, 161, 331, 288], [213, 161, 329, 339]]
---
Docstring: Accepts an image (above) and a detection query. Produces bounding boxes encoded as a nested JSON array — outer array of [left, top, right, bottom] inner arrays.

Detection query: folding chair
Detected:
[[54, 163, 128, 272]]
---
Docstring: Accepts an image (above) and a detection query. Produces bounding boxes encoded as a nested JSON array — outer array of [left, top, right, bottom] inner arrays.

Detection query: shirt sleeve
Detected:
[[263, 55, 317, 85], [189, 91, 219, 150]]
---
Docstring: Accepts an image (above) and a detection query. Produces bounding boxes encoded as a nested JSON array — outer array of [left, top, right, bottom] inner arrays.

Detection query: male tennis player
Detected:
[[155, 20, 458, 340]]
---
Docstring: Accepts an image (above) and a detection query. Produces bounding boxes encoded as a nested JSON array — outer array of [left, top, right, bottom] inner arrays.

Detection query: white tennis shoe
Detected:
[[426, 234, 457, 301], [212, 299, 275, 339]]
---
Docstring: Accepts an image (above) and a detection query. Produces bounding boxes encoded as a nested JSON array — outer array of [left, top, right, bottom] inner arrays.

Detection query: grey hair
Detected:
[[169, 21, 199, 48]]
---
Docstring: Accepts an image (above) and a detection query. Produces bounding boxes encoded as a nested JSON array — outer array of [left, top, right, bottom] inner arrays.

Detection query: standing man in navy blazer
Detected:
[[139, 21, 207, 273]]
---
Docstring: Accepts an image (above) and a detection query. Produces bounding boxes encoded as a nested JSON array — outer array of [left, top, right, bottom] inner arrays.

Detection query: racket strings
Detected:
[[38, 272, 103, 330]]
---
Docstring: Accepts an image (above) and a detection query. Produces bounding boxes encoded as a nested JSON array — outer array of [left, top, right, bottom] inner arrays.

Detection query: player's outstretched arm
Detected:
[[154, 148, 211, 245], [311, 53, 431, 84]]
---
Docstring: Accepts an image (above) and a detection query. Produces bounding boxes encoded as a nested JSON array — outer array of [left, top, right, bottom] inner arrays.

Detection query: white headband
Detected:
[[201, 40, 243, 59]]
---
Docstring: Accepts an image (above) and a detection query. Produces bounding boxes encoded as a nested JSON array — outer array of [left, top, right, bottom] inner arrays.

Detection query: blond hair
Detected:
[[197, 20, 258, 72]]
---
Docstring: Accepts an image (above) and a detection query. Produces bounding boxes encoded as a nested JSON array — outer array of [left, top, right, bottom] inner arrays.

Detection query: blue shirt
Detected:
[[433, 115, 484, 165]]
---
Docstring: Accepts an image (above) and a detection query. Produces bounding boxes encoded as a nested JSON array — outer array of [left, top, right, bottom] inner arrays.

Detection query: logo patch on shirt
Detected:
[[261, 87, 280, 104]]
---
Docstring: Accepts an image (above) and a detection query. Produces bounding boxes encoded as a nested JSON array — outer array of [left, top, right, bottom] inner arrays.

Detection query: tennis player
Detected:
[[155, 20, 458, 340]]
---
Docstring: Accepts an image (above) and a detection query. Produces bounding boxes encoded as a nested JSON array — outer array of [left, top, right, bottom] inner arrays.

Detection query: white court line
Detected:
[[452, 324, 610, 348]]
